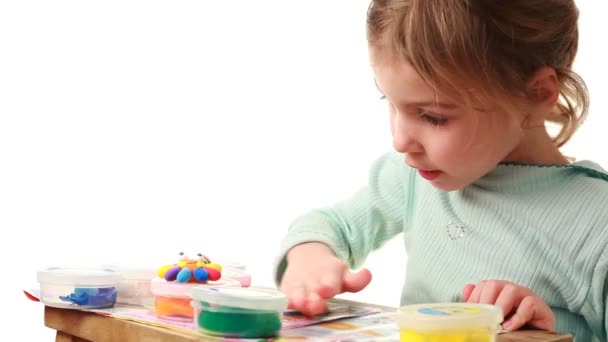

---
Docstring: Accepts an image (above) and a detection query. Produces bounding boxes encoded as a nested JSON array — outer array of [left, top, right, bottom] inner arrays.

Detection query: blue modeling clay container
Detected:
[[37, 267, 120, 309], [191, 286, 288, 338]]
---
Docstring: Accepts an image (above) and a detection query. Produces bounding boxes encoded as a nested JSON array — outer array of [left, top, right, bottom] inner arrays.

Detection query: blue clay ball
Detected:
[[177, 268, 192, 283], [194, 267, 209, 282]]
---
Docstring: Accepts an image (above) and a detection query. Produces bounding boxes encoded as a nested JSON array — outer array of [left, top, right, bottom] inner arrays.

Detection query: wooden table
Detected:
[[44, 300, 573, 342]]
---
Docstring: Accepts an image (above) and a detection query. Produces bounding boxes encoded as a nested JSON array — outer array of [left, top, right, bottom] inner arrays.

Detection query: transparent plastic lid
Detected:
[[37, 267, 120, 286], [221, 267, 252, 287], [218, 260, 247, 271], [150, 277, 240, 298], [397, 303, 503, 330], [191, 286, 287, 312], [102, 265, 156, 281]]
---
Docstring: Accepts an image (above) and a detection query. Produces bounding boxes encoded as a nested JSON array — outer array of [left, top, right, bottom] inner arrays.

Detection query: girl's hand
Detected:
[[280, 242, 372, 316], [462, 280, 555, 331]]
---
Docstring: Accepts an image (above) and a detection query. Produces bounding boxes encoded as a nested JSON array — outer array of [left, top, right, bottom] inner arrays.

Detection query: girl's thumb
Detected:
[[342, 268, 372, 293]]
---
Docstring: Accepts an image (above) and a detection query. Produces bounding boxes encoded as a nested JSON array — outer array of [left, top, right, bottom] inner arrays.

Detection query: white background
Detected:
[[1, 1, 606, 339]]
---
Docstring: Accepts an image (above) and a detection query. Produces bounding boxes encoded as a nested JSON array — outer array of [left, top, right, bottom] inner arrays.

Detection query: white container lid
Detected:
[[37, 267, 120, 286], [191, 286, 287, 312], [397, 303, 503, 330], [150, 277, 240, 298]]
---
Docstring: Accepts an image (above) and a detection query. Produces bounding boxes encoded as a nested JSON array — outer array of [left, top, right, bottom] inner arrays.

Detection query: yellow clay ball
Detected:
[[157, 264, 173, 278]]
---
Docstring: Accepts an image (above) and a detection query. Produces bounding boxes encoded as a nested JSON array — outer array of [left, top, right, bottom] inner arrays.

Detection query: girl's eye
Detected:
[[421, 113, 448, 126]]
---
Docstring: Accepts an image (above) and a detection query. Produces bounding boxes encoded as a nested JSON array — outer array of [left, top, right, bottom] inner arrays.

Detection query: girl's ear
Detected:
[[527, 67, 560, 108]]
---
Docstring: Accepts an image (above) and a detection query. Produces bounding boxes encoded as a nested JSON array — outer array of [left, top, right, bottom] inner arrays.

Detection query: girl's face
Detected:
[[370, 50, 526, 191]]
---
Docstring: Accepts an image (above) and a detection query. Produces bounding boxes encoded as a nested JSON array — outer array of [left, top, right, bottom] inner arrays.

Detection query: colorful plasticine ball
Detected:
[[158, 252, 222, 283]]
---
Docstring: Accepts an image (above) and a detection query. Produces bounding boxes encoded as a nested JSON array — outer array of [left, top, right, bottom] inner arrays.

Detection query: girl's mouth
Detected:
[[418, 169, 442, 181]]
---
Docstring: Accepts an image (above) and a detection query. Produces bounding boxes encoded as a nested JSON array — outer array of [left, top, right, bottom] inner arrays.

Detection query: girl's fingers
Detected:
[[503, 296, 555, 332], [462, 284, 476, 301], [305, 291, 327, 316], [283, 263, 371, 316], [286, 285, 307, 311], [342, 268, 372, 293], [285, 283, 325, 316], [466, 280, 486, 303], [462, 280, 555, 333], [478, 281, 506, 305], [502, 296, 537, 331], [466, 280, 511, 304], [317, 270, 345, 299], [493, 283, 526, 319], [288, 279, 328, 316]]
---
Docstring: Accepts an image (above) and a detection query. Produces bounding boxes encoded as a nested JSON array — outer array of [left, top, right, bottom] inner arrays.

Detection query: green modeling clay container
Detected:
[[397, 303, 503, 342], [191, 286, 287, 338]]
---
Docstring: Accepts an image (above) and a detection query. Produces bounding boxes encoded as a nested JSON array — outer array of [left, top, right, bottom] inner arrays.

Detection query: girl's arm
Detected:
[[275, 151, 414, 285]]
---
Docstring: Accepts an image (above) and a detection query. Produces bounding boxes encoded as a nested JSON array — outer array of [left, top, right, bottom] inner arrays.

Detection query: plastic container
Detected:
[[222, 267, 252, 287], [105, 265, 156, 308], [218, 260, 247, 271], [191, 286, 288, 338], [397, 303, 503, 342], [37, 267, 120, 309], [150, 277, 240, 321]]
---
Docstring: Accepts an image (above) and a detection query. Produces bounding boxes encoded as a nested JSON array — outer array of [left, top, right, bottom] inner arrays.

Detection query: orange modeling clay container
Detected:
[[150, 277, 240, 321]]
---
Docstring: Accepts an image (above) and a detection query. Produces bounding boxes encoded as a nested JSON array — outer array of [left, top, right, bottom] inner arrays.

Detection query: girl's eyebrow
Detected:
[[374, 79, 459, 109], [404, 101, 460, 109]]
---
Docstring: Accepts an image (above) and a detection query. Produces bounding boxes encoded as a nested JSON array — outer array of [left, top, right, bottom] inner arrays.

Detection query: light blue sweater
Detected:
[[276, 151, 608, 341]]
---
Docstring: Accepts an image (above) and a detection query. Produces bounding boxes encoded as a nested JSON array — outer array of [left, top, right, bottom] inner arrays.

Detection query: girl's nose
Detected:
[[391, 114, 421, 154]]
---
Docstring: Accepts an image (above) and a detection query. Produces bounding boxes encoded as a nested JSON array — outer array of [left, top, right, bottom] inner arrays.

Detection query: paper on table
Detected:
[[25, 287, 385, 337]]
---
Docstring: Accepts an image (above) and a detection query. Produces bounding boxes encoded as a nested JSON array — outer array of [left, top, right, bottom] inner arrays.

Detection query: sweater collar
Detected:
[[471, 160, 608, 192]]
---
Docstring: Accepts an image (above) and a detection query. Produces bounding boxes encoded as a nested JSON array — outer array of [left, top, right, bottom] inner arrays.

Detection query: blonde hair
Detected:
[[367, 0, 588, 147]]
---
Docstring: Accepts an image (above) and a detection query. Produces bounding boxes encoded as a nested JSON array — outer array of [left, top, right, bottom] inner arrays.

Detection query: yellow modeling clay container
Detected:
[[397, 303, 503, 342]]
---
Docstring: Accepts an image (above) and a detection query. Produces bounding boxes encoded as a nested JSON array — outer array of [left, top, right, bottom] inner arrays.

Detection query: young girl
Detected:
[[275, 0, 608, 340]]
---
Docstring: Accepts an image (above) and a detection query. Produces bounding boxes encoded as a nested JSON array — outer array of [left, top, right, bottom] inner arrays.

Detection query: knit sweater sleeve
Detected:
[[583, 250, 608, 341], [274, 152, 414, 285], [603, 281, 608, 342]]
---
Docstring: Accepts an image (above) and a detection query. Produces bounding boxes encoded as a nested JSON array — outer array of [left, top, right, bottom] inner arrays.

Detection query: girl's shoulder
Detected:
[[490, 160, 608, 190], [554, 160, 608, 198], [566, 160, 608, 183]]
